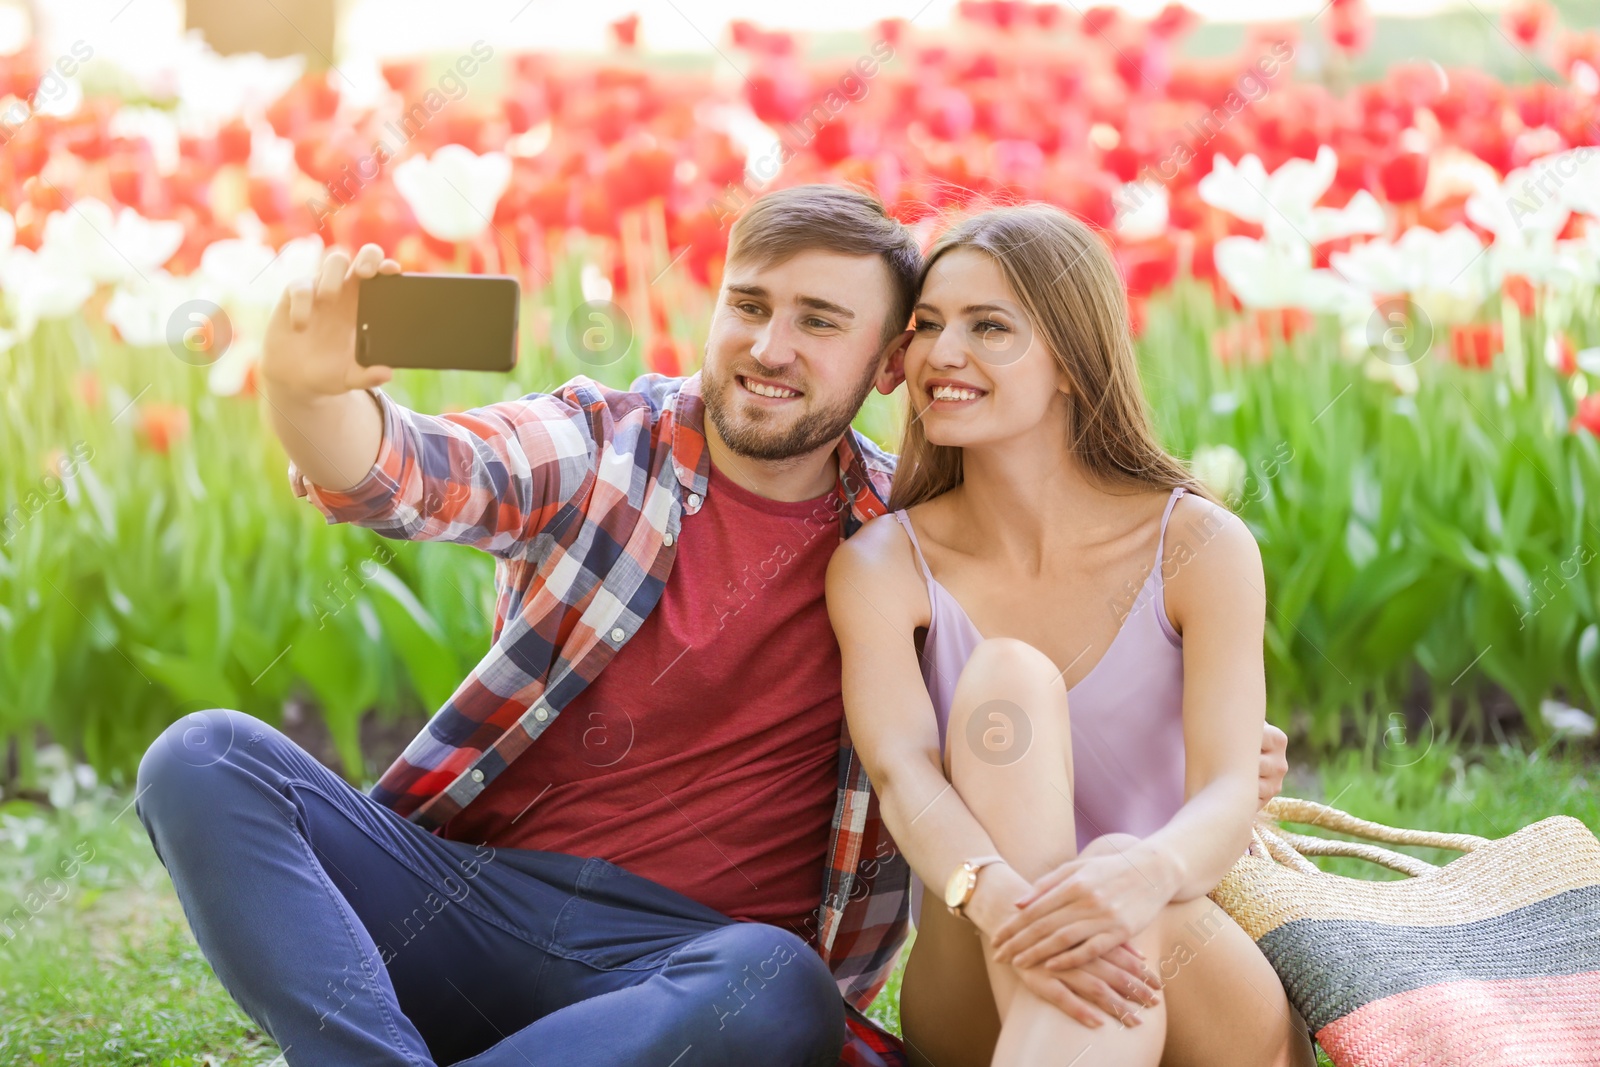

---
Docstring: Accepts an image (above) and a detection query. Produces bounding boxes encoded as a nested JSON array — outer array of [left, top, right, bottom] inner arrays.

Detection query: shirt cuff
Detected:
[[286, 387, 404, 525]]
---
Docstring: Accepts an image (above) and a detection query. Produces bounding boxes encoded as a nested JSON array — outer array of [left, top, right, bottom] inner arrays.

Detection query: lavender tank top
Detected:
[[895, 487, 1189, 929]]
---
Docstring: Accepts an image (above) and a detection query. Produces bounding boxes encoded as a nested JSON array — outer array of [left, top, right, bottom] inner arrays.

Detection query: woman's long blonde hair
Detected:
[[888, 203, 1215, 511]]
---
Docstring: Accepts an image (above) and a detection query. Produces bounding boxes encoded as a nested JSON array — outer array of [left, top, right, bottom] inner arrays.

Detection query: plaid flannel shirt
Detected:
[[288, 370, 911, 1066]]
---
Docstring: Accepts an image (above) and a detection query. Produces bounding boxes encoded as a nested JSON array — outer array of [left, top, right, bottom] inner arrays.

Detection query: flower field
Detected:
[[2, 2, 1599, 787]]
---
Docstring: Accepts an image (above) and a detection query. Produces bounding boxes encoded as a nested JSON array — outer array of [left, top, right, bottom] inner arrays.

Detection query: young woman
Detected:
[[826, 204, 1317, 1067]]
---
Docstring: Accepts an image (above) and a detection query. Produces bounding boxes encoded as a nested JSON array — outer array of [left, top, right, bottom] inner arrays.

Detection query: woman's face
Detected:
[[906, 248, 1065, 449]]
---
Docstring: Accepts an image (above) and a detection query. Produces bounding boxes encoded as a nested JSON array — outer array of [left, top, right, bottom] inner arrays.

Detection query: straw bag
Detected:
[[1207, 796, 1600, 1067]]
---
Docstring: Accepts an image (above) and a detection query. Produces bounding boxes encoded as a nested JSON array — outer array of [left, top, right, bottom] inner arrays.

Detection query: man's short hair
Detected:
[[725, 184, 922, 347]]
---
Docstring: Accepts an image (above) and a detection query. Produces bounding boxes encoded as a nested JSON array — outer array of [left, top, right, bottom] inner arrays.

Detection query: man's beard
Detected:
[[704, 358, 881, 462]]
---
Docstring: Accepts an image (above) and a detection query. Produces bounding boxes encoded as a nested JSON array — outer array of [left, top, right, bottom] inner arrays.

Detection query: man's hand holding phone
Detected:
[[262, 244, 398, 493], [264, 243, 399, 403]]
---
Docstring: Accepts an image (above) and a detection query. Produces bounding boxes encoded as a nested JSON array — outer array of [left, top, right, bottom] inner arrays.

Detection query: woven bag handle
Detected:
[[1250, 822, 1439, 878], [1269, 826, 1439, 877], [1251, 823, 1321, 874], [1263, 796, 1491, 853]]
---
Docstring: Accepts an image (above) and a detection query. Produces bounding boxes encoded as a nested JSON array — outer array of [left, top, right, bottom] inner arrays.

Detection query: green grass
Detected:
[[1, 737, 1594, 1064]]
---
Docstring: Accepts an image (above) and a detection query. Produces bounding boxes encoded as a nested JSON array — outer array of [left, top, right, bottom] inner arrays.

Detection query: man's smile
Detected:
[[736, 374, 805, 402]]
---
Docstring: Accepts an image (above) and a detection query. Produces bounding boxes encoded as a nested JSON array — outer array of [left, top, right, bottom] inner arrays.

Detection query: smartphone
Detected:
[[356, 272, 520, 372]]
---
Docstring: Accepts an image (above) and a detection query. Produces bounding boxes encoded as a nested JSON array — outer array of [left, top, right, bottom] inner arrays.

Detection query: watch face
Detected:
[[944, 865, 973, 909]]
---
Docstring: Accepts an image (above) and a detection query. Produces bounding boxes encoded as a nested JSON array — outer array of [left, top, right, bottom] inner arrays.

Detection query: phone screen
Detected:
[[356, 272, 520, 372]]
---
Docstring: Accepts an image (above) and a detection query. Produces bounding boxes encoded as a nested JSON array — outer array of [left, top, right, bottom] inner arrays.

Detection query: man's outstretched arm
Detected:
[[262, 244, 594, 558], [261, 243, 394, 492]]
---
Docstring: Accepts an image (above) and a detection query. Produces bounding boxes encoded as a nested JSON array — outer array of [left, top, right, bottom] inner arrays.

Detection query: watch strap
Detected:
[[951, 854, 1008, 917]]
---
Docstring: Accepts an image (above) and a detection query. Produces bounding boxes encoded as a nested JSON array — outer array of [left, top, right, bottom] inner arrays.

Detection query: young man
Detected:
[[136, 185, 1290, 1067]]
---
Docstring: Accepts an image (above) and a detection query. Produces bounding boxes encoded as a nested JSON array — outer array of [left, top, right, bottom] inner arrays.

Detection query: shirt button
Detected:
[[469, 768, 484, 783], [534, 706, 549, 722], [687, 493, 702, 508], [610, 627, 626, 642], [663, 532, 675, 547]]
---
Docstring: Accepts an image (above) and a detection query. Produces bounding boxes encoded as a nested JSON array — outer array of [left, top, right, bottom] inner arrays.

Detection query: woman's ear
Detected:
[[875, 329, 913, 395]]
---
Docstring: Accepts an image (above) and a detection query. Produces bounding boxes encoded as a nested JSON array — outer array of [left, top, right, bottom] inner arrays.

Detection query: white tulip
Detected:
[[1330, 224, 1491, 307], [104, 270, 205, 348], [1115, 181, 1168, 241], [106, 105, 182, 176], [41, 198, 184, 287], [1190, 444, 1247, 504], [1198, 154, 1273, 224], [1466, 158, 1574, 284], [0, 245, 96, 341], [197, 234, 323, 311], [208, 335, 263, 396], [1214, 235, 1367, 314], [1301, 190, 1388, 246], [392, 145, 512, 243], [1541, 699, 1596, 740], [1199, 147, 1338, 230]]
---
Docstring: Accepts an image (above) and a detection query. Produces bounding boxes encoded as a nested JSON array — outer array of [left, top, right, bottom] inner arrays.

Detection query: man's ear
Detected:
[[874, 329, 913, 395]]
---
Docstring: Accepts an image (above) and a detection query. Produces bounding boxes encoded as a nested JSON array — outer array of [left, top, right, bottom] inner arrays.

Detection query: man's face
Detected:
[[702, 249, 904, 462]]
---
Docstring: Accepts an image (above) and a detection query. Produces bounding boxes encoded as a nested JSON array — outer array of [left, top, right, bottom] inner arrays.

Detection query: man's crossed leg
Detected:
[[135, 709, 846, 1067]]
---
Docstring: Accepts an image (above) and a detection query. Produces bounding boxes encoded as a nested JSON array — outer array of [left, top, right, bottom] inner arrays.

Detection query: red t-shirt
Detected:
[[441, 457, 848, 936]]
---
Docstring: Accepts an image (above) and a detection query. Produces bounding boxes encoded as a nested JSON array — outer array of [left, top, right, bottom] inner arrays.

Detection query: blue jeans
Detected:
[[134, 709, 846, 1067]]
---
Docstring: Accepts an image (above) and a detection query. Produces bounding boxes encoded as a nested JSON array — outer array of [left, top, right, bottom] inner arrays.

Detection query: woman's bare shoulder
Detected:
[[1162, 492, 1264, 621], [827, 511, 934, 628]]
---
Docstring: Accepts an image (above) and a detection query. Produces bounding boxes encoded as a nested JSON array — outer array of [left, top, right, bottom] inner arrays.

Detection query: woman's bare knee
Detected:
[[944, 638, 1078, 881], [954, 637, 1064, 706], [947, 638, 1069, 773]]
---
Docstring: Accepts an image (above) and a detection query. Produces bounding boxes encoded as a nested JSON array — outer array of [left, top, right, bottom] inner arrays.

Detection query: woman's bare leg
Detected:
[[1154, 894, 1316, 1067], [900, 886, 1002, 1067], [938, 637, 1315, 1067], [941, 637, 1166, 1066]]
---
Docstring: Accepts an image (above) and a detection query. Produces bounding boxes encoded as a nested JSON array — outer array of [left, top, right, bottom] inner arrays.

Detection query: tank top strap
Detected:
[[1153, 486, 1188, 574], [891, 510, 935, 583]]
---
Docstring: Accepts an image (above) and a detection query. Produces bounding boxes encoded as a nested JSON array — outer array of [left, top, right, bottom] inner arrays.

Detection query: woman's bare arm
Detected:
[[1139, 496, 1270, 902]]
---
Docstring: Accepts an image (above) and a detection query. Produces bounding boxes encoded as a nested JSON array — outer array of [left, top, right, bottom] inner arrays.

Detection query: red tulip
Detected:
[[1449, 323, 1503, 369], [1118, 237, 1179, 299], [1555, 30, 1600, 82], [647, 336, 684, 377], [1379, 150, 1429, 203], [0, 47, 41, 100], [1572, 395, 1600, 438], [1213, 319, 1270, 364], [924, 87, 976, 141], [75, 371, 102, 409], [610, 14, 640, 49], [247, 175, 290, 225], [1549, 332, 1578, 376], [1257, 307, 1314, 344], [1503, 275, 1537, 317], [1515, 81, 1564, 131], [4, 117, 50, 180], [217, 118, 253, 167], [1503, 1, 1555, 48], [60, 99, 115, 161], [746, 70, 808, 125], [138, 405, 191, 454], [1150, 3, 1199, 40], [1127, 295, 1147, 338], [602, 144, 675, 209], [875, 18, 909, 47], [1326, 1, 1373, 54], [1101, 141, 1142, 183], [107, 142, 161, 212], [381, 59, 427, 95], [1033, 3, 1066, 30], [1081, 6, 1121, 37]]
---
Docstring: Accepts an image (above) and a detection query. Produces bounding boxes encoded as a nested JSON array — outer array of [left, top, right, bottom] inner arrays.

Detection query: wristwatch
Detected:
[[944, 854, 1006, 919]]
